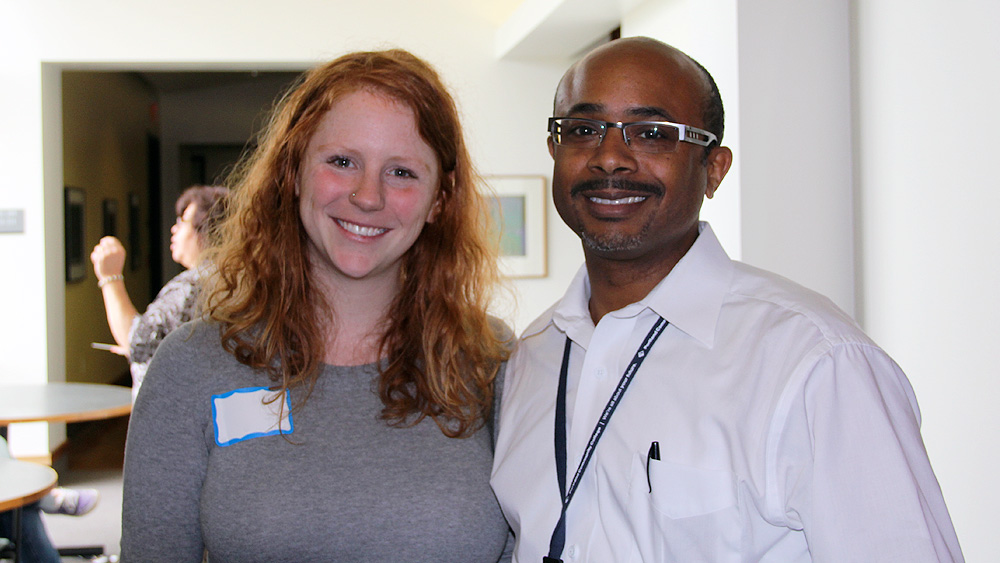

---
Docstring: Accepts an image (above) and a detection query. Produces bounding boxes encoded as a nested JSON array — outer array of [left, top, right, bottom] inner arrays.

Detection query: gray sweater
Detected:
[[121, 320, 512, 562]]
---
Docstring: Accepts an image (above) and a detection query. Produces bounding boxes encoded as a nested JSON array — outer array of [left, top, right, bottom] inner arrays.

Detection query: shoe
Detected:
[[39, 487, 100, 516]]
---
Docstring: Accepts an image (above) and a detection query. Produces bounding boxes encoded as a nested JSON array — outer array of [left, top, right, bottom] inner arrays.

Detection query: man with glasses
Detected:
[[490, 36, 962, 562]]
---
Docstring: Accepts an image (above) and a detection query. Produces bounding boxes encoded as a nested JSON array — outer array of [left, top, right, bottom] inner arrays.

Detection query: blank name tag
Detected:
[[211, 387, 294, 447]]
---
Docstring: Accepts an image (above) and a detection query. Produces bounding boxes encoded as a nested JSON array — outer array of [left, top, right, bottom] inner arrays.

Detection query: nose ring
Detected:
[[350, 192, 356, 200]]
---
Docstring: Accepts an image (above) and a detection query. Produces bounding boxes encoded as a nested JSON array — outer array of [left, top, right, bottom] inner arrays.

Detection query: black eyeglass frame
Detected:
[[547, 117, 718, 153]]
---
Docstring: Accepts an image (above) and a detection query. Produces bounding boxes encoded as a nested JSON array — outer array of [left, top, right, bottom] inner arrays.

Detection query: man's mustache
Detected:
[[570, 178, 664, 197]]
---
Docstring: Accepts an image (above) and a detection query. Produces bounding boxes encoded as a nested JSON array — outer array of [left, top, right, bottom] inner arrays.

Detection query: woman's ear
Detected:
[[426, 173, 451, 224], [426, 198, 442, 224]]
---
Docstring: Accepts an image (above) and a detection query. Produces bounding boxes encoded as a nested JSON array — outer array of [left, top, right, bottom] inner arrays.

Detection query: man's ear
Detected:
[[547, 136, 556, 159], [704, 146, 733, 199]]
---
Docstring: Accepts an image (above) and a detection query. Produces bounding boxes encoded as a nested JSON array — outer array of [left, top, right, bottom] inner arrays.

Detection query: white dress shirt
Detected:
[[491, 223, 963, 563]]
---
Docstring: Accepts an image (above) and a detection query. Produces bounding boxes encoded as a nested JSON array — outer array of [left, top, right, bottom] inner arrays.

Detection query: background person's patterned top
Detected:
[[127, 266, 204, 399]]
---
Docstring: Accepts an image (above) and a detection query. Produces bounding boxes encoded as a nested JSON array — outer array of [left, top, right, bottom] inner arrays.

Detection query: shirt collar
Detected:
[[528, 222, 733, 349], [641, 222, 733, 347]]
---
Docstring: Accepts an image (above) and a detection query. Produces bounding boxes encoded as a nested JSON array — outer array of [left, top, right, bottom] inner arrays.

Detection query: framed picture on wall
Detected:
[[484, 176, 547, 278], [64, 187, 86, 283]]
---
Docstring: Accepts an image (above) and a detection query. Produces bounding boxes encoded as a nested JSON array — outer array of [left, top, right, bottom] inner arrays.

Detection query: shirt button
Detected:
[[595, 366, 607, 380], [567, 545, 578, 559]]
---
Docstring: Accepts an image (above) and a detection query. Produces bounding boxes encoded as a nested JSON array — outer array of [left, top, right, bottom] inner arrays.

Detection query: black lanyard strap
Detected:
[[545, 316, 668, 563]]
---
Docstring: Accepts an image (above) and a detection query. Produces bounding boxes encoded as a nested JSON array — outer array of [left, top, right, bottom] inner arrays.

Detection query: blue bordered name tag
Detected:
[[211, 386, 294, 447]]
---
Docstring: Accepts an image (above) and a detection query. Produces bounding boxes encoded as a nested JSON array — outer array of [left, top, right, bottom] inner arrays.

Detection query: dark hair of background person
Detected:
[[204, 49, 507, 438], [174, 184, 230, 244]]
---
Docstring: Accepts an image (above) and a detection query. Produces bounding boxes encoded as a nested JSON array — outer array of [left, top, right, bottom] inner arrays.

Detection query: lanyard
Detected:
[[544, 316, 668, 563]]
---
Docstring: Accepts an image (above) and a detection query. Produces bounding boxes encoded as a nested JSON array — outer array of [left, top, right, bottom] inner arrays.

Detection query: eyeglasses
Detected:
[[548, 117, 718, 154]]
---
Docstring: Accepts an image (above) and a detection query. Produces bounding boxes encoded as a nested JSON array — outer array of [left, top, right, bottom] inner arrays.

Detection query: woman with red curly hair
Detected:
[[122, 49, 513, 561]]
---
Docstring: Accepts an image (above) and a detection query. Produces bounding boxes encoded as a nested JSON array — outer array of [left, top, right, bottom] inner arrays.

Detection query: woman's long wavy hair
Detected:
[[204, 49, 508, 438]]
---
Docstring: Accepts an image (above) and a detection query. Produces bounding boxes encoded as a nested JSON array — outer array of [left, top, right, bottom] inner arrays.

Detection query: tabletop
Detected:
[[0, 457, 58, 512], [0, 382, 132, 425]]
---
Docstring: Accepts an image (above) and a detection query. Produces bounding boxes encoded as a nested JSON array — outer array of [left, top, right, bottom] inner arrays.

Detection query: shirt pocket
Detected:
[[645, 456, 737, 518], [627, 452, 741, 562]]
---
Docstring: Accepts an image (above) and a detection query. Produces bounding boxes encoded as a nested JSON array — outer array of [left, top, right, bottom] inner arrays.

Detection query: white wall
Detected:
[[736, 0, 857, 316], [854, 2, 1000, 560]]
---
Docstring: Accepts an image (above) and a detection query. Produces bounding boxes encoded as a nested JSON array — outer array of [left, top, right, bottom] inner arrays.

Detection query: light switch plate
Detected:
[[0, 209, 25, 233]]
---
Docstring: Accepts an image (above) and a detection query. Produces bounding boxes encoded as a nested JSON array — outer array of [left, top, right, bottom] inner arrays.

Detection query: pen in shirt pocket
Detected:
[[646, 441, 660, 493]]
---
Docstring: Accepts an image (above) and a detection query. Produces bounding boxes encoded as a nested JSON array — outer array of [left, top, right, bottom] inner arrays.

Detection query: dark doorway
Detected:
[[179, 143, 247, 187]]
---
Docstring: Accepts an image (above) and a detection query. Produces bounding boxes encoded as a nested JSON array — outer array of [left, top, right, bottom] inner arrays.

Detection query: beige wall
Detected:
[[62, 72, 157, 384]]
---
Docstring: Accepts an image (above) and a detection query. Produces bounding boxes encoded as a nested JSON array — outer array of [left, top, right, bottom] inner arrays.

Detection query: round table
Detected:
[[0, 382, 132, 425], [0, 458, 58, 563], [0, 459, 57, 512], [0, 382, 131, 561]]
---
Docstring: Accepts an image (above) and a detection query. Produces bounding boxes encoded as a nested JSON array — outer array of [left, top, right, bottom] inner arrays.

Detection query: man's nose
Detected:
[[586, 127, 638, 176]]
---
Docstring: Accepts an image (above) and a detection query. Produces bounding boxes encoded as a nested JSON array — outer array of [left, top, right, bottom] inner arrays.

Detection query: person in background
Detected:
[[121, 49, 512, 561], [491, 36, 963, 562], [91, 184, 229, 400], [36, 485, 97, 516], [0, 506, 60, 563]]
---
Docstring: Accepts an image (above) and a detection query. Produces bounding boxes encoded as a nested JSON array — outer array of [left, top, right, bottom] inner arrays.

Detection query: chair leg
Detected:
[[10, 506, 22, 563]]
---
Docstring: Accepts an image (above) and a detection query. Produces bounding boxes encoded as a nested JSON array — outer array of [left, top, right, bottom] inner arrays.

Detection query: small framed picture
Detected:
[[484, 176, 547, 278], [64, 187, 86, 283]]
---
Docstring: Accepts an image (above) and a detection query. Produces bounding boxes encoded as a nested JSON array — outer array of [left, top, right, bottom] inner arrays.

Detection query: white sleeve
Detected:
[[770, 342, 964, 562]]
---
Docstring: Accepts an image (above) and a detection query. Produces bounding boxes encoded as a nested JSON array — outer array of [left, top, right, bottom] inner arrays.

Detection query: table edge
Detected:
[[0, 463, 58, 512]]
